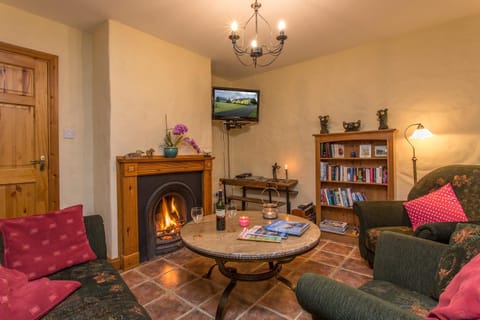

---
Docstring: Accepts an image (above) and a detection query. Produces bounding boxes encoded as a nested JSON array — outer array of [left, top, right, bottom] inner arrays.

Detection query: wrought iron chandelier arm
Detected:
[[229, 0, 287, 68]]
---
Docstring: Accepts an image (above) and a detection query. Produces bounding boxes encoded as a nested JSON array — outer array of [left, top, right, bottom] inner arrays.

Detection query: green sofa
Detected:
[[296, 232, 448, 319], [354, 164, 480, 265], [0, 215, 151, 319]]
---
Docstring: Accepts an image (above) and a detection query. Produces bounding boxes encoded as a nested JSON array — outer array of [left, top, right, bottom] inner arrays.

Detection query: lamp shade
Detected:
[[410, 127, 434, 140]]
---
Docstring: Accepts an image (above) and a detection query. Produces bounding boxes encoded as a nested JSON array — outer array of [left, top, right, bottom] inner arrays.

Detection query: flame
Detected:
[[156, 196, 180, 235]]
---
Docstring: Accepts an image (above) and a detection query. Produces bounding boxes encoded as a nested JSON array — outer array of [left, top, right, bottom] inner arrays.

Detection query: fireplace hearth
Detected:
[[117, 155, 213, 270]]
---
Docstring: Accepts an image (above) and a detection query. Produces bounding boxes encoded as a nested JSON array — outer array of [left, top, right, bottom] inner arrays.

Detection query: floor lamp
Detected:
[[404, 123, 434, 184]]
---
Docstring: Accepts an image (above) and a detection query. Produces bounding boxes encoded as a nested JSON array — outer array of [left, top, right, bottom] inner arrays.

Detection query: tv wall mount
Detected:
[[223, 119, 250, 130]]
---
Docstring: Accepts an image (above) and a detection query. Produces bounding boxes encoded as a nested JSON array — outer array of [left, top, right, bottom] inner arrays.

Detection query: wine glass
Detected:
[[191, 207, 204, 224], [226, 203, 237, 231]]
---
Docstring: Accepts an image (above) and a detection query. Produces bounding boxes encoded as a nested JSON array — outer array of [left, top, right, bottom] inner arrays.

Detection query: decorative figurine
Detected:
[[124, 150, 145, 159], [377, 108, 389, 130], [272, 162, 281, 181], [146, 148, 155, 157], [343, 120, 361, 132], [319, 115, 330, 134]]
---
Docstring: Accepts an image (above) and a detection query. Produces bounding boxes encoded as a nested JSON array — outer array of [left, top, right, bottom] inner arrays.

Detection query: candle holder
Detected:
[[239, 216, 250, 227]]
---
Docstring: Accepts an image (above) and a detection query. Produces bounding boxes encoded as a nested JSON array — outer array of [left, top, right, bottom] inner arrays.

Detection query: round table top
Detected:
[[181, 211, 321, 262]]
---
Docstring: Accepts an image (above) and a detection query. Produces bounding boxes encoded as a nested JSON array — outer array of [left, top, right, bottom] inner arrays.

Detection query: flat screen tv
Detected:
[[212, 87, 260, 122]]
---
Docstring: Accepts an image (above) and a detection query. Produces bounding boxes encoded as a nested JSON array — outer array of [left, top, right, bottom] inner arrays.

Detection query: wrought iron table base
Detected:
[[204, 258, 296, 320]]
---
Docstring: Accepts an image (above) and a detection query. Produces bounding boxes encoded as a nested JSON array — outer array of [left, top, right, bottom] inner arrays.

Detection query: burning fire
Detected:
[[156, 196, 181, 236]]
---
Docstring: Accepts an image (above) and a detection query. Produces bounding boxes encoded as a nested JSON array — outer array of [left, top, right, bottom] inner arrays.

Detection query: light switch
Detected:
[[63, 129, 76, 139]]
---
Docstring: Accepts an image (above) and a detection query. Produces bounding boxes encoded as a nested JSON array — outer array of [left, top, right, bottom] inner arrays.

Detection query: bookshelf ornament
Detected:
[[377, 108, 389, 130], [343, 120, 361, 132], [319, 115, 330, 134]]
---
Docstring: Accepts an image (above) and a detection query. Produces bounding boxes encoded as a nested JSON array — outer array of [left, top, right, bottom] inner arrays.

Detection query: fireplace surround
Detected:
[[116, 155, 213, 270]]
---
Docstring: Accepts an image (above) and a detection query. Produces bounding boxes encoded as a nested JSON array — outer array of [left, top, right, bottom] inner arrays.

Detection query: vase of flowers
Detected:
[[162, 123, 201, 158]]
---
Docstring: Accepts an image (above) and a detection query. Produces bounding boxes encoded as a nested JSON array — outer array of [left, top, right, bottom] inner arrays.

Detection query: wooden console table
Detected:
[[220, 177, 298, 213]]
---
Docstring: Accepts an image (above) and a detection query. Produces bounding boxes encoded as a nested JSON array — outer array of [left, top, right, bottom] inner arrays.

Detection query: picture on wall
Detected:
[[359, 144, 371, 158]]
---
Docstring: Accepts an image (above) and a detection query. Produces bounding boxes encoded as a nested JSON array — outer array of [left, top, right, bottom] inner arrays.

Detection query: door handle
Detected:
[[31, 155, 46, 171]]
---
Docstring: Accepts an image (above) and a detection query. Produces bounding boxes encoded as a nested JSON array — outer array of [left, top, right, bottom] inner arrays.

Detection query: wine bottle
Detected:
[[216, 190, 225, 231]]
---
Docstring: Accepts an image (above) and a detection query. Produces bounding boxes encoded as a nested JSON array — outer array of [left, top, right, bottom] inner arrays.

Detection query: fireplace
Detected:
[[137, 172, 202, 261], [117, 155, 213, 270]]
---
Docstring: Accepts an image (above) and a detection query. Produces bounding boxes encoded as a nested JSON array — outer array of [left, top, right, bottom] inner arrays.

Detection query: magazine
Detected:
[[238, 227, 282, 243], [264, 219, 310, 236], [247, 225, 288, 239], [319, 219, 349, 234]]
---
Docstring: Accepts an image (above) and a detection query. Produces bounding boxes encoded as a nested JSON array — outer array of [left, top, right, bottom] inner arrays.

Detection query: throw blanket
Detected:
[[426, 252, 480, 319]]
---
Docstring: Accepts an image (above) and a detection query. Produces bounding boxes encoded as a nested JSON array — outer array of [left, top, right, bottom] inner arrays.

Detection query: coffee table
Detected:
[[181, 211, 321, 320]]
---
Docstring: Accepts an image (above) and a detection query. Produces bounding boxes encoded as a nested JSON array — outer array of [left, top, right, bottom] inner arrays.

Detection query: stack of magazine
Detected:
[[319, 219, 349, 234], [238, 225, 286, 243]]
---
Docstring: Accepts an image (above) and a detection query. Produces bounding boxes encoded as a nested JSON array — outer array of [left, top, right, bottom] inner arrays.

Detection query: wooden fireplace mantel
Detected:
[[116, 155, 213, 270]]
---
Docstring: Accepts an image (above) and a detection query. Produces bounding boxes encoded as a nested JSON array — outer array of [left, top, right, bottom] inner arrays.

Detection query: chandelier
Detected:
[[229, 0, 287, 67]]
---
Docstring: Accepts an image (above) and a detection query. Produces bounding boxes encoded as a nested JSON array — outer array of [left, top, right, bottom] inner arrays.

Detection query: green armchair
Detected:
[[296, 232, 447, 319], [354, 165, 480, 266]]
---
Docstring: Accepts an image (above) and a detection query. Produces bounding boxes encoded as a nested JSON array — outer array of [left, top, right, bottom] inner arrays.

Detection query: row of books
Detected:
[[319, 219, 349, 234], [320, 162, 388, 184], [237, 219, 311, 243], [320, 187, 368, 207], [320, 143, 346, 158]]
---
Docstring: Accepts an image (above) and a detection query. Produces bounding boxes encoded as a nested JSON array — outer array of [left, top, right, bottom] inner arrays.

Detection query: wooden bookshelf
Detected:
[[313, 129, 396, 243]]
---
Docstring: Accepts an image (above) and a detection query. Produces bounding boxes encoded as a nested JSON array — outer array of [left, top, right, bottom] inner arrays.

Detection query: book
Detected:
[[264, 219, 310, 236], [238, 227, 282, 242]]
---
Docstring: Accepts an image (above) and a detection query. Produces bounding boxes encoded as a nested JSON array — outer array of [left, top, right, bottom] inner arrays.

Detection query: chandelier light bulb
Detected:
[[251, 40, 258, 48], [231, 21, 238, 32], [278, 20, 286, 32]]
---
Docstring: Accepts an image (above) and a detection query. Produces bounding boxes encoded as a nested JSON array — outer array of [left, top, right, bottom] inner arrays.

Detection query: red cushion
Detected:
[[0, 204, 96, 280], [403, 183, 468, 231], [426, 252, 480, 320], [0, 265, 80, 320]]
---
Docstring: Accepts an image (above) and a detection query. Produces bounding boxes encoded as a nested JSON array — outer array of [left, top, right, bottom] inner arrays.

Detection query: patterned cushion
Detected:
[[365, 226, 414, 253], [360, 280, 437, 318], [404, 183, 468, 231], [0, 265, 80, 320], [432, 223, 480, 299], [0, 205, 96, 280], [44, 259, 150, 319]]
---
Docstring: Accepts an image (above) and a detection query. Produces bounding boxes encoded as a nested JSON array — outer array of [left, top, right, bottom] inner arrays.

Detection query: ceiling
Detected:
[[2, 0, 480, 80]]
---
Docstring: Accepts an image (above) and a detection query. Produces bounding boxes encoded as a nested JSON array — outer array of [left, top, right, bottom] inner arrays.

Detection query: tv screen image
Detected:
[[212, 87, 260, 122]]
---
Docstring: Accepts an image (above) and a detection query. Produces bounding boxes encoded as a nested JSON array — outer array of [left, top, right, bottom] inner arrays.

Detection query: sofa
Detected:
[[354, 164, 480, 265], [296, 232, 447, 319], [0, 214, 151, 319]]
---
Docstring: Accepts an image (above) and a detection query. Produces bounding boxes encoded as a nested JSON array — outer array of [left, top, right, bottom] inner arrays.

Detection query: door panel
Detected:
[[0, 49, 49, 217]]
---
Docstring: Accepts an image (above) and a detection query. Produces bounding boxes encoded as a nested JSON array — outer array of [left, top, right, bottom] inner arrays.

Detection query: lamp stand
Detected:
[[404, 123, 421, 184]]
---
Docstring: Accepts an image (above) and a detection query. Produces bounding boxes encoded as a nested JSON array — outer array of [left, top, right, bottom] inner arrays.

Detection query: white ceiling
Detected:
[[2, 0, 480, 80]]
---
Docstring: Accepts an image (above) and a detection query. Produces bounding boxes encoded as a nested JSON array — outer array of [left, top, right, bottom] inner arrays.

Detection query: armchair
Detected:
[[354, 164, 480, 266], [296, 232, 447, 319]]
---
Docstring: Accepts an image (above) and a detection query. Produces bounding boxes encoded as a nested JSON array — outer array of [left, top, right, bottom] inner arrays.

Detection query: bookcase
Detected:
[[313, 129, 396, 243]]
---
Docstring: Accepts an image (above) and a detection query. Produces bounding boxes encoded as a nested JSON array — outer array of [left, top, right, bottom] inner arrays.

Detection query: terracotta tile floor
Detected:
[[121, 239, 373, 320]]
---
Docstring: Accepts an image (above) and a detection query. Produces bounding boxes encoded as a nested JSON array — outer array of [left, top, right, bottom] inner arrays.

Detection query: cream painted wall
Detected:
[[220, 15, 480, 211], [92, 22, 112, 256], [106, 20, 212, 257], [0, 4, 94, 212]]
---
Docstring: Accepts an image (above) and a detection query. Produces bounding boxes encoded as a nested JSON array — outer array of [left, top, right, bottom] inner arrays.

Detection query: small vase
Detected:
[[163, 147, 178, 158]]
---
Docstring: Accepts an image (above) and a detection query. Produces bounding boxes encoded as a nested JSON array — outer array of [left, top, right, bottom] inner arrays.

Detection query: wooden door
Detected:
[[0, 44, 59, 218]]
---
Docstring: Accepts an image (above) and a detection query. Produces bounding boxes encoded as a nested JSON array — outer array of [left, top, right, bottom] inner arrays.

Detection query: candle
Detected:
[[239, 216, 250, 227], [285, 164, 289, 180], [284, 164, 288, 170]]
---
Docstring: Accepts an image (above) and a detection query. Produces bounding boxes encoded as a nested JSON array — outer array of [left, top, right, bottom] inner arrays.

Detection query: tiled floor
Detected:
[[121, 238, 373, 320]]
